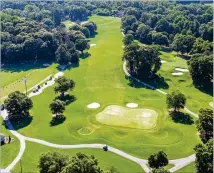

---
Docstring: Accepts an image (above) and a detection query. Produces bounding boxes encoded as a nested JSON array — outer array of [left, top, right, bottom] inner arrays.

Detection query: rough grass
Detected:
[[9, 16, 201, 161], [96, 105, 158, 130], [12, 141, 144, 173], [0, 117, 20, 169]]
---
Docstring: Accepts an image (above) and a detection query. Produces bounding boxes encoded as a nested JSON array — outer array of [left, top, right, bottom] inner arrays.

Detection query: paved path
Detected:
[[1, 59, 198, 173]]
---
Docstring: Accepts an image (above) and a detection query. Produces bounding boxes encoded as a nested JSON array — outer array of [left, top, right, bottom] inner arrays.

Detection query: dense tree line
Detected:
[[1, 12, 90, 65]]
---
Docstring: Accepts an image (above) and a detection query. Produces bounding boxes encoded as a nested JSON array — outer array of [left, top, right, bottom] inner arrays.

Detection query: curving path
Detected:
[[1, 46, 198, 173]]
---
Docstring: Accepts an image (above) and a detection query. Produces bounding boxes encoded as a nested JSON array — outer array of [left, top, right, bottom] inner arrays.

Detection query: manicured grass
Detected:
[[1, 61, 58, 102], [12, 141, 144, 173], [1, 117, 20, 169], [157, 51, 212, 113], [175, 162, 195, 173], [11, 16, 201, 162]]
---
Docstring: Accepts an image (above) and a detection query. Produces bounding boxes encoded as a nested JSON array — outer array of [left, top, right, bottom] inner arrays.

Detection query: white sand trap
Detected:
[[87, 102, 100, 109], [96, 105, 158, 130], [161, 60, 166, 63], [209, 102, 213, 107], [175, 68, 189, 72], [126, 103, 138, 108], [81, 21, 88, 25], [43, 63, 50, 67], [90, 44, 96, 47], [172, 72, 183, 76]]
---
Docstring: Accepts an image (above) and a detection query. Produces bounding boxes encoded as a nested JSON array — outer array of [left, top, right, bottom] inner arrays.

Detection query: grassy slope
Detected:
[[175, 162, 195, 173], [158, 51, 212, 113], [12, 141, 144, 173], [12, 16, 200, 160], [1, 62, 58, 102], [1, 117, 20, 168]]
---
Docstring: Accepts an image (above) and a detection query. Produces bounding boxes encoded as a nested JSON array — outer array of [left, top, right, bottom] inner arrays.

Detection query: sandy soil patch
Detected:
[[87, 102, 100, 109], [126, 103, 138, 108], [96, 105, 158, 129], [172, 72, 183, 76], [209, 102, 213, 107], [175, 68, 189, 72], [90, 44, 96, 47]]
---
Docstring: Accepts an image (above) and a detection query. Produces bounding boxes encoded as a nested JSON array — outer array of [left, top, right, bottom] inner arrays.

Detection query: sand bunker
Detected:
[[87, 102, 100, 109], [126, 103, 138, 108], [209, 102, 213, 107], [90, 44, 96, 47], [172, 72, 183, 76], [96, 105, 158, 130], [175, 68, 189, 72], [161, 60, 166, 63]]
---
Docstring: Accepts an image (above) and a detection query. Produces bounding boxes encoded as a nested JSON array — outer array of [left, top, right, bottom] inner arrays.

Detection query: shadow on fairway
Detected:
[[67, 63, 79, 70], [126, 74, 169, 90], [50, 116, 66, 126], [3, 116, 33, 130], [2, 60, 54, 73], [80, 52, 91, 59], [90, 32, 98, 38], [170, 112, 194, 125], [55, 94, 76, 106]]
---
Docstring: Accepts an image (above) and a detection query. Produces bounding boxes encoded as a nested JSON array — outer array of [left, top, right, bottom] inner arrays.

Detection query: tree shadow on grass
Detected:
[[55, 94, 76, 106], [49, 116, 66, 126], [90, 32, 98, 38], [2, 59, 55, 73], [3, 116, 33, 130], [125, 74, 169, 90], [67, 63, 79, 70], [80, 52, 91, 59], [170, 112, 194, 125]]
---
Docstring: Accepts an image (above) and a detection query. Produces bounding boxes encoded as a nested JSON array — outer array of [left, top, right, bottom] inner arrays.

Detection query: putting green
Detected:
[[96, 105, 158, 129]]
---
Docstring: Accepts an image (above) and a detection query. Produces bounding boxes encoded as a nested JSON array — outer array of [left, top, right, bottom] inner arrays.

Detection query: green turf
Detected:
[[1, 117, 20, 169], [63, 20, 74, 29], [12, 141, 144, 173], [9, 16, 201, 161], [157, 50, 212, 113], [96, 105, 158, 129], [175, 162, 195, 173], [1, 61, 58, 102]]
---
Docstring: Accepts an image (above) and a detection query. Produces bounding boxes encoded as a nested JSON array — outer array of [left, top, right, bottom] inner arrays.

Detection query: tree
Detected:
[[155, 19, 169, 32], [52, 9, 61, 26], [38, 152, 68, 173], [166, 91, 186, 112], [81, 27, 90, 38], [152, 32, 169, 46], [152, 168, 170, 173], [196, 108, 213, 143], [54, 76, 75, 98], [188, 54, 213, 88], [49, 100, 65, 117], [172, 34, 196, 54], [136, 24, 152, 44], [123, 43, 161, 79], [194, 139, 213, 173], [148, 151, 168, 169], [82, 21, 97, 36], [61, 152, 103, 173], [191, 38, 213, 54], [4, 91, 33, 120], [106, 166, 118, 173], [55, 44, 71, 64], [123, 33, 134, 45], [75, 39, 89, 54]]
